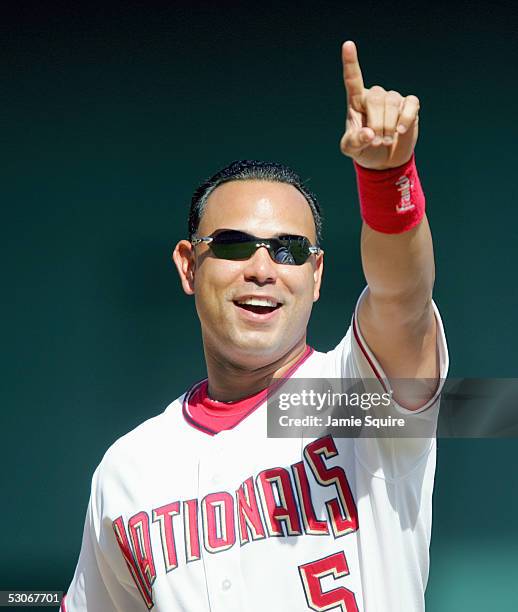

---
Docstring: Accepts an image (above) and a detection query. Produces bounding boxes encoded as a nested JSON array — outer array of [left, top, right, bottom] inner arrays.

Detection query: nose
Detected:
[[242, 245, 278, 285]]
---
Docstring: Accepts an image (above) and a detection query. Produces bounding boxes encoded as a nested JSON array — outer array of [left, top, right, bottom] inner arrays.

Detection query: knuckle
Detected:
[[407, 94, 420, 107], [367, 96, 384, 110], [366, 86, 385, 102], [386, 90, 402, 105]]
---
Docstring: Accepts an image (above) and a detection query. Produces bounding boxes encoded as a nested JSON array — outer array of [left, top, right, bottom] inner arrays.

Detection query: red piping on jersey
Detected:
[[352, 314, 388, 393], [353, 312, 446, 412], [60, 594, 67, 611], [182, 345, 314, 435], [181, 383, 220, 436]]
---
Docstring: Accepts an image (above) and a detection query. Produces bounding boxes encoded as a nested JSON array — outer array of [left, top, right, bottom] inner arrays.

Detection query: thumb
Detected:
[[340, 127, 374, 157]]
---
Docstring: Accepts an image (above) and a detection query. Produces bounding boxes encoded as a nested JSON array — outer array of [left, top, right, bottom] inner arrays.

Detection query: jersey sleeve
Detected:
[[63, 465, 145, 612], [330, 286, 449, 479]]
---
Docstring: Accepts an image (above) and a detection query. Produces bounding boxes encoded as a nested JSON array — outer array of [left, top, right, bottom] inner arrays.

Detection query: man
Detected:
[[63, 41, 448, 611]]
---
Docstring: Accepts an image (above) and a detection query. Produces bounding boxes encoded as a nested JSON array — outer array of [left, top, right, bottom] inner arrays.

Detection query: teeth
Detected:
[[237, 298, 278, 307]]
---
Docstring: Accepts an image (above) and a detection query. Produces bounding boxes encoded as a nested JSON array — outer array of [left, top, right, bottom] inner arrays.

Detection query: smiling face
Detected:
[[173, 179, 324, 369]]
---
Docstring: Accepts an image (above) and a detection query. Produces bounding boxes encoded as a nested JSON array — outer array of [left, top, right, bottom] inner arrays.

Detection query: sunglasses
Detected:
[[191, 229, 322, 265]]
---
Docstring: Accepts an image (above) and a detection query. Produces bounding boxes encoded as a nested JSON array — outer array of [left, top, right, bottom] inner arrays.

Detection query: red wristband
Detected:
[[353, 153, 425, 234]]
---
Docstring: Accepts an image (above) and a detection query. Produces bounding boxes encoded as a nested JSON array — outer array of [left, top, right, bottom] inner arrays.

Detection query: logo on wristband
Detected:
[[395, 174, 415, 213]]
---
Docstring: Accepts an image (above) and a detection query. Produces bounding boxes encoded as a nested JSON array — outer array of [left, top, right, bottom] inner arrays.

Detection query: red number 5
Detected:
[[299, 552, 359, 611]]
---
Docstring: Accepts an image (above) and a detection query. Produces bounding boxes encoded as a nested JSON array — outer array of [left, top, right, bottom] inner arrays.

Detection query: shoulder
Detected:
[[94, 393, 188, 490], [301, 327, 354, 377]]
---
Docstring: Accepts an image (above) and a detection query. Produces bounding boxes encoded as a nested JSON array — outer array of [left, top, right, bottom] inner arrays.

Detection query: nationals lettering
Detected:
[[112, 436, 359, 610]]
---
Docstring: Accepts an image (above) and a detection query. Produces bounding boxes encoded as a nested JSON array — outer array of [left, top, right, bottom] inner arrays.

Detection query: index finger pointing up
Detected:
[[342, 40, 365, 112]]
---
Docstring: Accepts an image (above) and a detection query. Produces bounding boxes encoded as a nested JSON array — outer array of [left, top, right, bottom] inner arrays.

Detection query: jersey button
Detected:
[[222, 579, 232, 591]]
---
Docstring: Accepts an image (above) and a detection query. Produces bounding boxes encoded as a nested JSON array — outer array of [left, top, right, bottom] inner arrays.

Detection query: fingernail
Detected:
[[383, 136, 393, 145], [372, 136, 382, 145], [397, 124, 407, 134]]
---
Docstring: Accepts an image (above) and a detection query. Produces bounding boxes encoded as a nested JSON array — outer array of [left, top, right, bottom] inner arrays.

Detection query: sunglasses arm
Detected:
[[191, 236, 214, 246]]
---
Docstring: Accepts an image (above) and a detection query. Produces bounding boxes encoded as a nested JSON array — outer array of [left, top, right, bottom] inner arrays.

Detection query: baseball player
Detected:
[[62, 41, 448, 611]]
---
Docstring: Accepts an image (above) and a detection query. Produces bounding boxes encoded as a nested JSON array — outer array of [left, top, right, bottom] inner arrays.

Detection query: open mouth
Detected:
[[233, 298, 282, 316], [234, 303, 281, 315]]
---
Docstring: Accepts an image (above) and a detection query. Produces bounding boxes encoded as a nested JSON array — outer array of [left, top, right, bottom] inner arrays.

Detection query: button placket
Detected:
[[198, 434, 246, 612]]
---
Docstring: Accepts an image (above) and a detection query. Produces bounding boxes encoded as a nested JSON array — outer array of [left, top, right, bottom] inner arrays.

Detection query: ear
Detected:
[[172, 240, 196, 295], [312, 251, 324, 302]]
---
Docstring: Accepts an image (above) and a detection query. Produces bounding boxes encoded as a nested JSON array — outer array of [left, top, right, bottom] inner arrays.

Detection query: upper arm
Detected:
[[357, 287, 438, 377], [65, 499, 118, 612], [359, 217, 439, 403], [356, 287, 444, 410], [64, 469, 144, 612], [330, 298, 448, 478]]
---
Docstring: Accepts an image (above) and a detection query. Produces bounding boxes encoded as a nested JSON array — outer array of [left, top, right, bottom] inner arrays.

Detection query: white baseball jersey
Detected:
[[63, 293, 448, 612]]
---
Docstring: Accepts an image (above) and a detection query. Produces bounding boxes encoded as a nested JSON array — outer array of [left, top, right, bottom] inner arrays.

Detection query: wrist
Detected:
[[353, 152, 414, 172], [353, 153, 425, 234]]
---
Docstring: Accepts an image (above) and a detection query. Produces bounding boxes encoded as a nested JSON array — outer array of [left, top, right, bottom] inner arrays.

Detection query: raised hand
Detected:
[[339, 41, 419, 170]]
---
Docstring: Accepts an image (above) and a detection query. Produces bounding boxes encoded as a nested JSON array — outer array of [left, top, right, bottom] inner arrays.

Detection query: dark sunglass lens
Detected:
[[210, 231, 256, 260], [212, 230, 251, 243], [276, 236, 310, 265], [211, 242, 256, 259], [207, 231, 312, 264], [273, 246, 296, 265]]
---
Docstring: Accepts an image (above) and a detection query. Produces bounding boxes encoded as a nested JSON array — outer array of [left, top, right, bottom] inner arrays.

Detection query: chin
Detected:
[[225, 332, 286, 360], [234, 334, 281, 354]]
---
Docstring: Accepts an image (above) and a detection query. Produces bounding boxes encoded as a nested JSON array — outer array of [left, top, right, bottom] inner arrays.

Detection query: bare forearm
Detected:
[[360, 215, 435, 321], [358, 216, 438, 382]]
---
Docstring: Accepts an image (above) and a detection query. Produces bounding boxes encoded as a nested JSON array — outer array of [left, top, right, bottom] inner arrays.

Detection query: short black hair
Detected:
[[188, 160, 323, 245]]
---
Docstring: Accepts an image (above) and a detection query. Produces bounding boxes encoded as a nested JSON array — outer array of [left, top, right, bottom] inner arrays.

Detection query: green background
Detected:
[[2, 0, 517, 609]]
